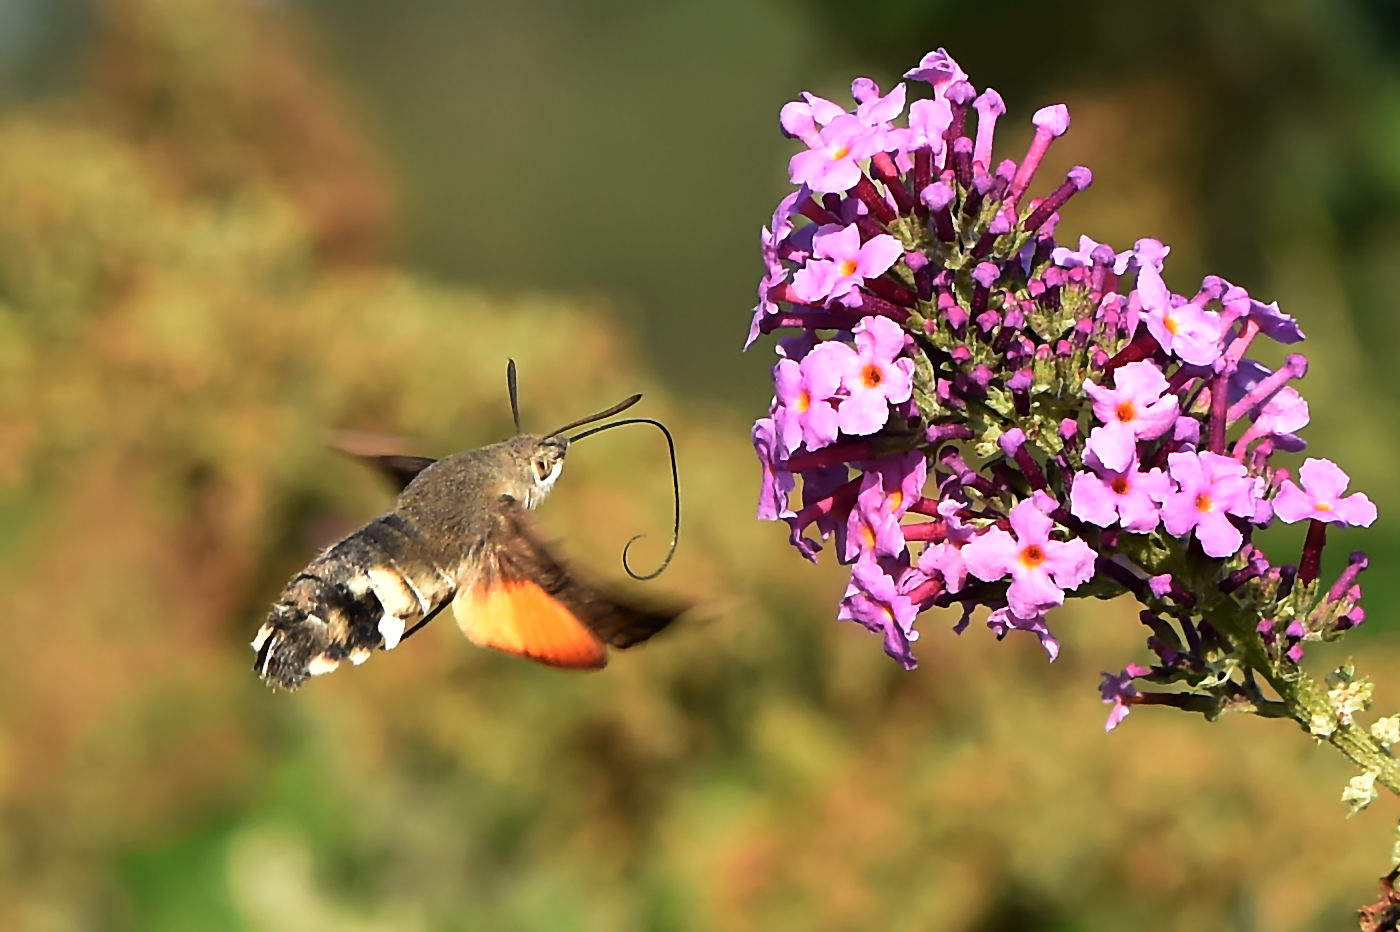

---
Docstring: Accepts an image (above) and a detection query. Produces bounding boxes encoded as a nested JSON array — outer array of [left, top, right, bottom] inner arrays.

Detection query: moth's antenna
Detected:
[[507, 359, 522, 435], [570, 416, 679, 580], [546, 394, 642, 437]]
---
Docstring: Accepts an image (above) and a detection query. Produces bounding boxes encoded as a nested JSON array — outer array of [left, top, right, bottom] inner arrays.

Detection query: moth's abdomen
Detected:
[[253, 514, 454, 690]]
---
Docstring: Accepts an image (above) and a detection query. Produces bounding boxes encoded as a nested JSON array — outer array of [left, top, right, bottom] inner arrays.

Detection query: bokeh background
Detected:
[[1, 1, 1399, 929]]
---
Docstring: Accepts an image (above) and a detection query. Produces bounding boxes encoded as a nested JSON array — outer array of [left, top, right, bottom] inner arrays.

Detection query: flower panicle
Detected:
[[746, 47, 1379, 736]]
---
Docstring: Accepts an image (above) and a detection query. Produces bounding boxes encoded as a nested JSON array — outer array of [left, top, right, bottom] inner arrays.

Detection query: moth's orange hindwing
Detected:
[[453, 581, 608, 670]]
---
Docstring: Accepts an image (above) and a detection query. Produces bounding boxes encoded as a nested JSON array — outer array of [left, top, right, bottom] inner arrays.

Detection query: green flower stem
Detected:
[[1113, 532, 1399, 792], [1203, 597, 1400, 795]]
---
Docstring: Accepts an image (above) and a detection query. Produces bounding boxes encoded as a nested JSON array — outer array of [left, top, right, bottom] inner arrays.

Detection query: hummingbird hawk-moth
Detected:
[[253, 364, 682, 690]]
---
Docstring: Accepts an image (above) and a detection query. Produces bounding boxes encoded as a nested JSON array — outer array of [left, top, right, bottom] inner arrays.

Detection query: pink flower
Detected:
[[760, 190, 801, 278], [1274, 458, 1378, 527], [837, 316, 914, 436], [845, 479, 907, 563], [746, 266, 785, 350], [779, 93, 847, 144], [844, 452, 926, 562], [1082, 360, 1180, 472], [962, 496, 1096, 619], [838, 556, 920, 669], [903, 48, 967, 91], [1160, 451, 1259, 558], [916, 499, 977, 593], [788, 114, 880, 194], [986, 606, 1061, 661], [772, 341, 853, 454], [1070, 460, 1172, 533], [791, 224, 903, 306], [798, 464, 852, 546], [752, 417, 794, 520], [863, 450, 927, 516], [1137, 264, 1224, 366], [1100, 665, 1151, 731], [849, 79, 909, 153]]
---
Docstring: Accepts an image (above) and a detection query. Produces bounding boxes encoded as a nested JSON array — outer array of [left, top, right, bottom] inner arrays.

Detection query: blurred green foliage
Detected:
[[0, 1, 1396, 930]]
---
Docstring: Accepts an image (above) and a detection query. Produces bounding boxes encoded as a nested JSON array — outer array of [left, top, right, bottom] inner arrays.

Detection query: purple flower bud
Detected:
[[920, 181, 955, 211], [1024, 167, 1093, 233], [937, 295, 966, 331], [972, 88, 1006, 168], [921, 181, 957, 241], [944, 80, 976, 126], [951, 135, 974, 187], [925, 423, 975, 445], [1005, 104, 1071, 209], [1327, 551, 1370, 603]]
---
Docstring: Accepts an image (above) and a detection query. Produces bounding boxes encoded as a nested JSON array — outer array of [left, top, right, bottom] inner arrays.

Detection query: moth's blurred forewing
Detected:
[[329, 430, 438, 492]]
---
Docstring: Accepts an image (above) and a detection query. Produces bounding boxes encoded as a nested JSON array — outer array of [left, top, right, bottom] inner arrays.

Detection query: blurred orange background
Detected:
[[0, 1, 1397, 929]]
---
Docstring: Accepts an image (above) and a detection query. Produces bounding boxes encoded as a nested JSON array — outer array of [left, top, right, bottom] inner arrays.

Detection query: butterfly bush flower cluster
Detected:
[[747, 49, 1391, 753]]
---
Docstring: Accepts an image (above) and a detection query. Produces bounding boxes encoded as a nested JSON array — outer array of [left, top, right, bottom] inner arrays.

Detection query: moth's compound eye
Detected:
[[535, 458, 551, 480]]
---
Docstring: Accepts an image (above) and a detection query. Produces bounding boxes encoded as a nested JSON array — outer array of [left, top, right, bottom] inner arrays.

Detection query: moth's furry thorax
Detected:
[[402, 434, 567, 507]]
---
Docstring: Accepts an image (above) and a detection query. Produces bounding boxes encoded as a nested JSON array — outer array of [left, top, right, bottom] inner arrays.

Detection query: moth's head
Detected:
[[501, 434, 569, 508], [494, 360, 639, 510]]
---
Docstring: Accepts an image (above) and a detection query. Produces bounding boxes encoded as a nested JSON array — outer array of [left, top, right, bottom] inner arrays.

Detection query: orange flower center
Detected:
[[889, 490, 903, 511], [1194, 492, 1214, 513], [1111, 476, 1130, 495], [1164, 312, 1180, 336], [1019, 544, 1046, 569], [839, 259, 858, 277], [830, 144, 851, 161], [1115, 401, 1137, 423], [861, 364, 884, 390], [1315, 501, 1333, 512], [797, 389, 811, 414]]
